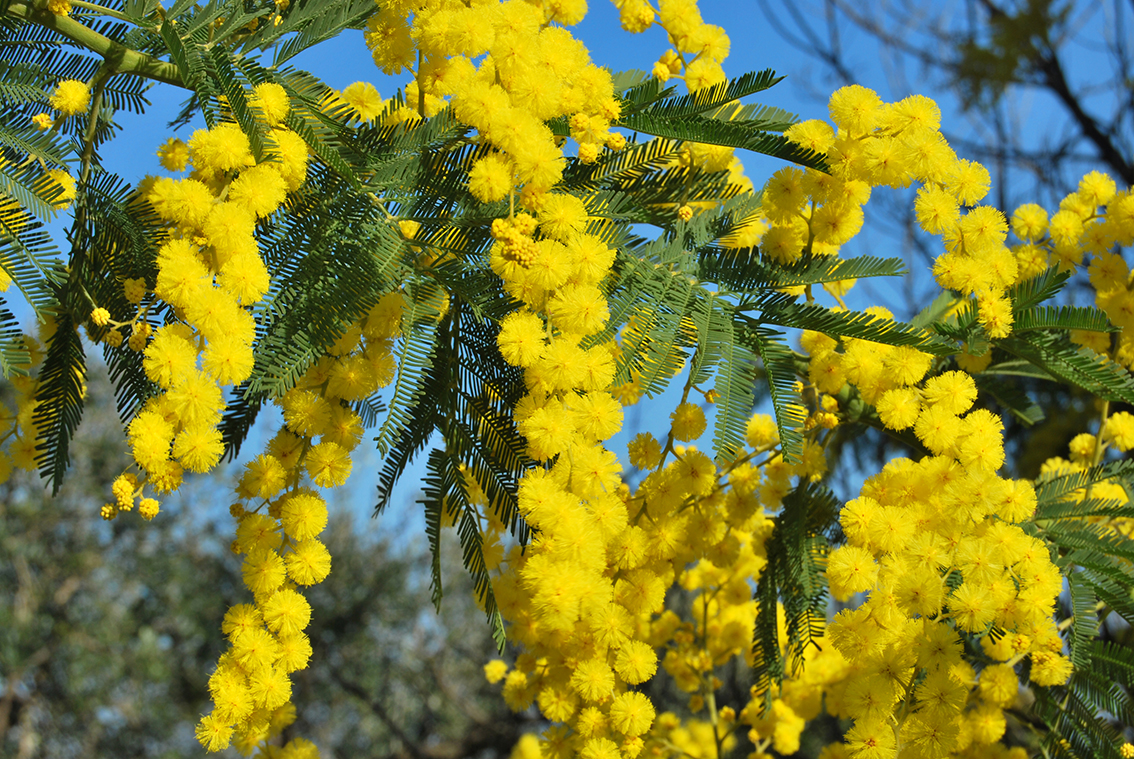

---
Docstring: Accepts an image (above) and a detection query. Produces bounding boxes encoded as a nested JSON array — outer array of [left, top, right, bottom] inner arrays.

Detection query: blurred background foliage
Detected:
[[0, 369, 527, 758]]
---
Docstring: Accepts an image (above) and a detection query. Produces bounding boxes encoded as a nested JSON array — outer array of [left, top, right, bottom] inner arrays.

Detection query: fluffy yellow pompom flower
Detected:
[[785, 119, 835, 154], [341, 81, 383, 122], [172, 424, 225, 472], [497, 310, 545, 368], [468, 153, 514, 202], [141, 330, 195, 394], [157, 137, 190, 172], [628, 432, 661, 470], [828, 84, 883, 135], [484, 660, 508, 684], [241, 547, 287, 596], [239, 453, 288, 499], [195, 712, 234, 752], [608, 691, 655, 736], [167, 371, 225, 429], [189, 123, 255, 180], [281, 389, 332, 437], [228, 163, 288, 219], [147, 176, 214, 227], [202, 332, 255, 386], [251, 82, 290, 126], [1011, 203, 1048, 241], [826, 544, 879, 600], [232, 626, 281, 671], [922, 371, 977, 416], [570, 391, 623, 442], [746, 413, 779, 449], [305, 441, 352, 487], [235, 514, 283, 554], [538, 193, 588, 240], [50, 80, 90, 116], [260, 587, 312, 636], [670, 402, 706, 442], [276, 631, 313, 672], [1078, 170, 1117, 206], [280, 490, 329, 541], [220, 604, 263, 641], [1103, 411, 1134, 451], [876, 387, 921, 430], [614, 639, 658, 684], [914, 185, 960, 235], [286, 538, 332, 585], [946, 159, 991, 206], [549, 284, 609, 336], [570, 659, 615, 702]]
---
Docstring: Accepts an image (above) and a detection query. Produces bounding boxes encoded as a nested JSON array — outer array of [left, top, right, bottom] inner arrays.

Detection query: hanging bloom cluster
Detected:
[[58, 80, 403, 753], [780, 85, 1023, 331], [1001, 168, 1134, 541], [822, 369, 1065, 756], [98, 83, 303, 520], [194, 287, 402, 753]]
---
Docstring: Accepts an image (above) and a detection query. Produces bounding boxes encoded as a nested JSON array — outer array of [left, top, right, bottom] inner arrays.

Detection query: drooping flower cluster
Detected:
[[822, 372, 1067, 756], [193, 289, 402, 753], [108, 85, 305, 519]]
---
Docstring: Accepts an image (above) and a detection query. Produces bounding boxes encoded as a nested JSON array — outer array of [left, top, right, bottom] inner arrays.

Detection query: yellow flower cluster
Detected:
[[192, 295, 401, 754], [49, 79, 90, 116], [819, 370, 1069, 757], [1004, 173, 1134, 368], [0, 332, 49, 480], [364, 0, 627, 208], [640, 0, 730, 95], [488, 383, 839, 759], [781, 86, 1023, 333], [478, 149, 837, 754], [111, 107, 300, 515]]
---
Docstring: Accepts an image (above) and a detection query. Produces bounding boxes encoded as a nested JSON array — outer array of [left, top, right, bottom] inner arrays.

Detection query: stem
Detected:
[[416, 50, 426, 117], [1091, 399, 1110, 467], [6, 0, 184, 88], [78, 65, 111, 186], [70, 0, 132, 23]]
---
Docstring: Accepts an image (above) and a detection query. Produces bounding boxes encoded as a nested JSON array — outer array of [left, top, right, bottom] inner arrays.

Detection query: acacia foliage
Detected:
[[1, 0, 1134, 758]]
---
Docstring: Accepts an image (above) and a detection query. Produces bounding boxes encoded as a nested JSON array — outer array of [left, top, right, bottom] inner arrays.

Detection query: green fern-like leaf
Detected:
[[1013, 304, 1115, 334], [638, 69, 786, 120], [751, 482, 837, 709], [618, 111, 827, 170], [32, 309, 86, 494], [739, 322, 805, 463], [999, 333, 1134, 405], [1010, 266, 1071, 312], [752, 301, 956, 356]]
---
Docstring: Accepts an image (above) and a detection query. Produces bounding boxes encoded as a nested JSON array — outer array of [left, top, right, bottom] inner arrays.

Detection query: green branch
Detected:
[[5, 0, 185, 88]]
